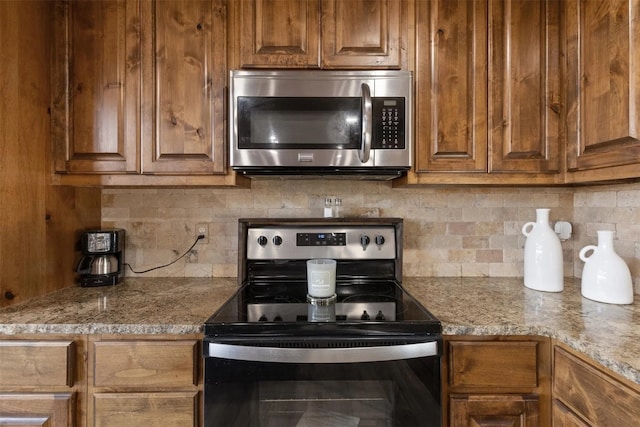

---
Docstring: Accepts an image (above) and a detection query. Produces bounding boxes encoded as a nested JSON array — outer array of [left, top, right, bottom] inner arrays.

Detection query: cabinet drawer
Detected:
[[0, 341, 75, 388], [553, 346, 640, 426], [449, 341, 538, 388], [93, 392, 197, 427], [92, 340, 198, 388]]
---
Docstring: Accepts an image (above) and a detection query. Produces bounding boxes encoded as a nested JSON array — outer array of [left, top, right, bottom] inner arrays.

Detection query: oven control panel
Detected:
[[247, 226, 396, 260]]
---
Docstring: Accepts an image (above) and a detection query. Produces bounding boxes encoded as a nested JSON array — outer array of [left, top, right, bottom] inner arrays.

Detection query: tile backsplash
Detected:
[[102, 180, 640, 293]]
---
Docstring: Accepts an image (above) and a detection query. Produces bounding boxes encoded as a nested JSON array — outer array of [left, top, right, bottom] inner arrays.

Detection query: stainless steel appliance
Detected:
[[203, 218, 442, 427], [229, 70, 412, 179], [75, 229, 125, 287]]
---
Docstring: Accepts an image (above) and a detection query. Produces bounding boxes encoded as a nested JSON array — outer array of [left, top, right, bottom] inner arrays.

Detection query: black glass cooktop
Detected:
[[203, 281, 441, 337]]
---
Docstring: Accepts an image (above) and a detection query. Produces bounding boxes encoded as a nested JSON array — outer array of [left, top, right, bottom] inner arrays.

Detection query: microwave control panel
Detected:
[[372, 97, 405, 149]]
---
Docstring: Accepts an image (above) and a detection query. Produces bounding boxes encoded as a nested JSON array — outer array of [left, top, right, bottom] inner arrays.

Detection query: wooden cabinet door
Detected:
[[552, 400, 590, 427], [142, 0, 226, 174], [52, 0, 140, 174], [565, 0, 640, 172], [450, 394, 539, 427], [92, 392, 198, 427], [231, 0, 403, 69], [414, 0, 488, 173], [488, 0, 561, 174], [321, 0, 403, 69], [232, 0, 321, 68], [0, 393, 74, 427]]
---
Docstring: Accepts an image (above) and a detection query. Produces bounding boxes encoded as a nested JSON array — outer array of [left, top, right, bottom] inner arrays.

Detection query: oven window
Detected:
[[237, 97, 362, 149], [204, 357, 441, 427]]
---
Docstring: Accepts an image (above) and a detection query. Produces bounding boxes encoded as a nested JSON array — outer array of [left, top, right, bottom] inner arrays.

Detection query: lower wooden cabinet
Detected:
[[444, 336, 551, 427], [0, 337, 84, 427], [87, 335, 202, 427], [0, 393, 75, 426], [450, 394, 538, 427], [92, 392, 198, 427], [552, 344, 640, 426]]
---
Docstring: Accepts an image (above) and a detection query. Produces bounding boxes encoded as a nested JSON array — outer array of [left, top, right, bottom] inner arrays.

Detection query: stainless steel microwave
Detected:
[[229, 70, 412, 180]]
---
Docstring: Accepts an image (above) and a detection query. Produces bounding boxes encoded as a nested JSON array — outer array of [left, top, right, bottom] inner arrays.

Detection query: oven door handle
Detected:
[[359, 82, 372, 163], [208, 341, 438, 364]]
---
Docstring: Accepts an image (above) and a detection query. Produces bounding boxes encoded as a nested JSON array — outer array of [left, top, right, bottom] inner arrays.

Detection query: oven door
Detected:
[[203, 337, 441, 427]]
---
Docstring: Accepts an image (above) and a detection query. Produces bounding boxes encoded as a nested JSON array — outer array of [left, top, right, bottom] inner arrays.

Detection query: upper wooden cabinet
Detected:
[[141, 0, 226, 175], [51, 0, 238, 186], [229, 0, 406, 69], [410, 0, 562, 185], [564, 0, 640, 182], [51, 0, 140, 174]]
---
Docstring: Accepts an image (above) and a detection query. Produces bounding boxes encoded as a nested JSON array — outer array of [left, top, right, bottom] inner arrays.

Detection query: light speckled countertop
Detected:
[[0, 276, 638, 384]]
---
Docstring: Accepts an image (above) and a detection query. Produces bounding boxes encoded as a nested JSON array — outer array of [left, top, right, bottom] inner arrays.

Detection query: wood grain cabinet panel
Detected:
[[0, 393, 74, 427], [414, 0, 488, 173], [450, 394, 539, 427], [444, 337, 551, 427], [449, 341, 538, 389], [412, 0, 561, 184], [321, 0, 402, 69], [230, 0, 405, 69], [488, 0, 561, 174], [564, 0, 640, 175], [92, 340, 198, 388], [51, 0, 140, 174], [552, 399, 590, 427], [233, 0, 321, 68], [92, 392, 198, 427], [142, 0, 226, 175], [553, 346, 640, 426], [0, 341, 75, 388]]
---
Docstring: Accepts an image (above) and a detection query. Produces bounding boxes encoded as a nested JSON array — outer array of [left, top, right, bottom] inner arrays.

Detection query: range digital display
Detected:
[[297, 232, 346, 246]]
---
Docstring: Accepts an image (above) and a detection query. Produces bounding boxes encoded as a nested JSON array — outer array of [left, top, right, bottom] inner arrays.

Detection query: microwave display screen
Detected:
[[237, 97, 361, 149]]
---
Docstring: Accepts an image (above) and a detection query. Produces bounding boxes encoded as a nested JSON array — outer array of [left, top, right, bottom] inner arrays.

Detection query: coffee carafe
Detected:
[[76, 229, 125, 287]]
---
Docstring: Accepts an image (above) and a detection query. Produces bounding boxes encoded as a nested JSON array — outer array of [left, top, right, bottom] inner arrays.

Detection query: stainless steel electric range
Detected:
[[203, 218, 442, 427]]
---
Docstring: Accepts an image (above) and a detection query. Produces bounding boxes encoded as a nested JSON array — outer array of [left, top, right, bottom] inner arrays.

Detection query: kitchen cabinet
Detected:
[[87, 335, 201, 427], [552, 343, 640, 426], [51, 0, 140, 175], [444, 336, 551, 427], [51, 0, 244, 187], [409, 0, 563, 185], [229, 0, 406, 69], [0, 337, 86, 427], [564, 0, 640, 183]]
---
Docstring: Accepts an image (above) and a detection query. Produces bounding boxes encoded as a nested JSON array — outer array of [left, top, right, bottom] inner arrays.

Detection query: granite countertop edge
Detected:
[[0, 276, 638, 384]]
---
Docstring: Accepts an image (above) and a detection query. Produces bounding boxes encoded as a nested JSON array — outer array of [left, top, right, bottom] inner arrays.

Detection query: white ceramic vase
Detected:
[[521, 208, 564, 292], [579, 230, 633, 305]]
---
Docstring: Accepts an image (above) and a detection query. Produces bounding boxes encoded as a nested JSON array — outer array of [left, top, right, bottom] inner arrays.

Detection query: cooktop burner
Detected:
[[203, 218, 441, 338], [203, 280, 440, 336]]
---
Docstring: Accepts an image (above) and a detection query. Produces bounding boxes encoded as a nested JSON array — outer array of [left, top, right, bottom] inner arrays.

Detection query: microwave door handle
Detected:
[[359, 82, 372, 163]]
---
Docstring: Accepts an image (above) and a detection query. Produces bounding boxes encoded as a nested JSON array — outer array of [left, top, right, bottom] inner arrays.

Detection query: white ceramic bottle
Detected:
[[579, 230, 633, 304], [521, 208, 564, 292]]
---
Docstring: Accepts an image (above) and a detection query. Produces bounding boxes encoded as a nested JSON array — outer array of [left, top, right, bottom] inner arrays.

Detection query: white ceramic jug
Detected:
[[579, 230, 633, 305], [521, 208, 564, 292]]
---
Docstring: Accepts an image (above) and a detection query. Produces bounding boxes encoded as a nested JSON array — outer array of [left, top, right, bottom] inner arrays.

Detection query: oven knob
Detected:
[[375, 310, 385, 321], [375, 235, 385, 246], [273, 315, 283, 321], [272, 236, 283, 245], [360, 235, 370, 250], [257, 236, 268, 246], [361, 310, 370, 320], [258, 314, 268, 321]]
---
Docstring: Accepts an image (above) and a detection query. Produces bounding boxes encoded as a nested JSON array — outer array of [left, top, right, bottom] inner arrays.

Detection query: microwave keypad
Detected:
[[373, 98, 405, 149]]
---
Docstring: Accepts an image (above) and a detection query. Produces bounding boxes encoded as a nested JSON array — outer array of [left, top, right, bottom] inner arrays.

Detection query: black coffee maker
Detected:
[[76, 229, 125, 287]]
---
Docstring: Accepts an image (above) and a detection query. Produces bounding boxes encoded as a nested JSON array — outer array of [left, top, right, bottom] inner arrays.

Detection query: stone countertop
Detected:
[[0, 276, 638, 384], [402, 277, 640, 385], [0, 277, 238, 335]]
